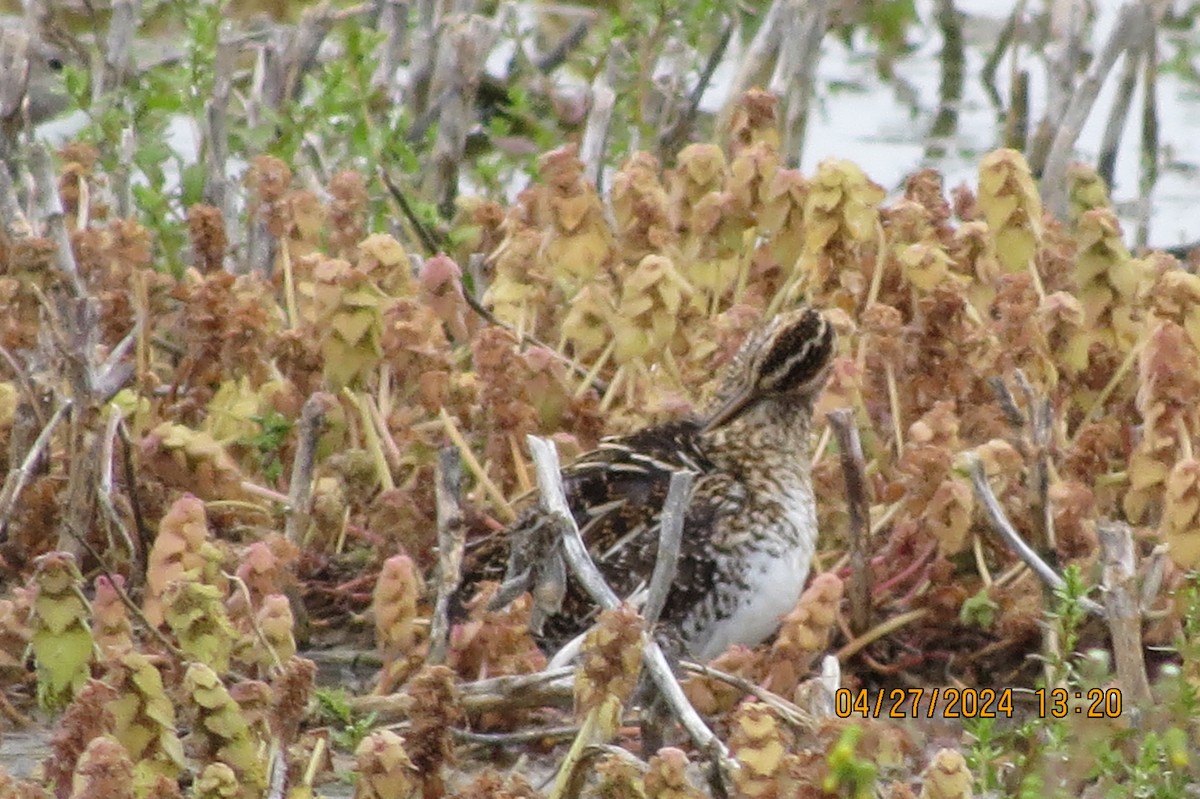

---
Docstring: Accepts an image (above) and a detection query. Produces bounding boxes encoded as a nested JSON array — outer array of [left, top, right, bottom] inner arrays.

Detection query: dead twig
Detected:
[[0, 156, 33, 241], [451, 722, 583, 749], [284, 392, 331, 543], [1042, 2, 1152, 218], [769, 0, 831, 166], [658, 19, 733, 155], [826, 408, 871, 635], [116, 419, 151, 568], [1027, 0, 1085, 172], [346, 665, 576, 721], [0, 343, 47, 428], [98, 0, 140, 98], [579, 58, 615, 189], [0, 399, 70, 530], [96, 404, 138, 569], [641, 469, 693, 631], [428, 446, 466, 665], [525, 435, 736, 778], [1097, 520, 1152, 707], [980, 6, 1016, 111], [31, 144, 83, 294], [1135, 25, 1159, 249], [1097, 32, 1142, 190], [719, 0, 788, 130], [680, 660, 816, 731], [378, 165, 444, 255], [637, 467, 692, 758], [965, 453, 1105, 617]]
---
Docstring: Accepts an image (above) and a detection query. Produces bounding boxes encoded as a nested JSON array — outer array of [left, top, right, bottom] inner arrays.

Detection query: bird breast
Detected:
[[688, 474, 818, 661]]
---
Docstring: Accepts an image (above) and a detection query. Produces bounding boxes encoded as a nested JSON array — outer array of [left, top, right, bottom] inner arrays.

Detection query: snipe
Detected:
[[458, 306, 836, 661]]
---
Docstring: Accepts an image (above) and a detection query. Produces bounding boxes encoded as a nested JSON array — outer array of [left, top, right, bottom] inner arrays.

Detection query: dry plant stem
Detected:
[[452, 723, 583, 748], [364, 391, 403, 474], [302, 736, 326, 790], [1139, 543, 1168, 612], [107, 127, 133, 218], [965, 453, 1105, 617], [0, 159, 33, 241], [551, 695, 622, 799], [228, 572, 285, 672], [379, 167, 443, 254], [97, 405, 138, 566], [641, 470, 694, 630], [1074, 336, 1145, 441], [347, 666, 577, 721], [427, 446, 466, 666], [203, 34, 235, 219], [680, 661, 816, 731], [580, 61, 616, 188], [720, 0, 788, 130], [1042, 2, 1152, 219], [66, 523, 186, 660], [770, 0, 831, 165], [1097, 37, 1141, 188], [239, 481, 291, 506], [344, 389, 396, 492], [1135, 30, 1159, 249], [0, 399, 70, 529], [972, 532, 993, 586], [559, 744, 648, 799], [1097, 521, 1152, 706], [281, 238, 299, 329], [0, 343, 46, 427], [116, 419, 152, 561], [1006, 370, 1055, 551], [508, 433, 533, 493], [810, 421, 832, 468], [1176, 415, 1195, 464], [266, 743, 286, 799], [423, 11, 505, 214], [835, 607, 928, 661], [100, 0, 140, 98], [407, 0, 440, 114], [980, 6, 1016, 109], [284, 393, 330, 543], [32, 144, 84, 294], [658, 19, 733, 155], [439, 407, 515, 522], [370, 0, 409, 94], [1027, 0, 1084, 173], [525, 435, 735, 772], [885, 362, 903, 455], [1005, 0, 1029, 148], [826, 409, 871, 635]]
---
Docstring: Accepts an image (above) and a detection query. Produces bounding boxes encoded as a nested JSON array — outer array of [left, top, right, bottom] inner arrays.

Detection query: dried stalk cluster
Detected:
[[0, 54, 1198, 793]]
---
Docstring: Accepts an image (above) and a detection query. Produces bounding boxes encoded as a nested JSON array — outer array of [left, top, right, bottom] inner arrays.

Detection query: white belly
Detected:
[[692, 543, 811, 661], [689, 477, 817, 661]]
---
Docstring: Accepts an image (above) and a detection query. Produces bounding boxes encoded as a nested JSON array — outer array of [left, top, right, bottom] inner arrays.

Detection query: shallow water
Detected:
[[13, 1, 1200, 251], [790, 0, 1200, 247]]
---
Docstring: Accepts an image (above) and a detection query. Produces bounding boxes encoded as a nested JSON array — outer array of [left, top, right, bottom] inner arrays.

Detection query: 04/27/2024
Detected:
[[834, 687, 1123, 719]]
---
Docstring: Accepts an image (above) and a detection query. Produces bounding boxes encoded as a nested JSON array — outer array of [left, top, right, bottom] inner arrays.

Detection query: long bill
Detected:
[[701, 385, 757, 433]]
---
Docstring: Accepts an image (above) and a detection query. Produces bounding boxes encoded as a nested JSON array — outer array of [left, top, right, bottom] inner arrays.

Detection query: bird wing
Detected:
[[457, 420, 716, 634]]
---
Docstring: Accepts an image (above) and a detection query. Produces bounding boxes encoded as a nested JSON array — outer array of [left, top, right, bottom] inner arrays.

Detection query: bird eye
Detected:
[[47, 57, 64, 71]]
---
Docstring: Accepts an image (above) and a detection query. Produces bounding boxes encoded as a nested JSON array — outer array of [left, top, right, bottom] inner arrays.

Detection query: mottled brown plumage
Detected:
[[458, 306, 835, 660]]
